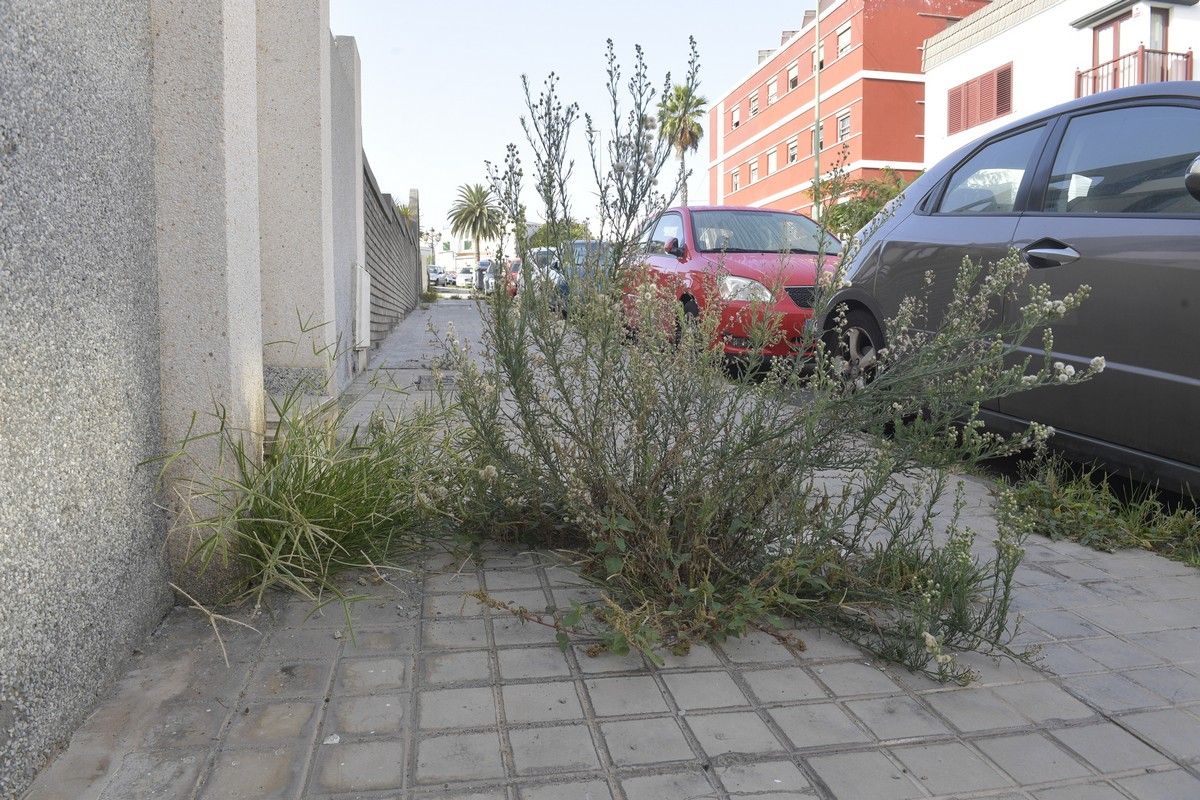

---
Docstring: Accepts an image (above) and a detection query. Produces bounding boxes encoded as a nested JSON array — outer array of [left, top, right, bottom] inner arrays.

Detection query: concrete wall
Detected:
[[364, 159, 422, 347], [0, 2, 173, 794], [331, 35, 366, 380]]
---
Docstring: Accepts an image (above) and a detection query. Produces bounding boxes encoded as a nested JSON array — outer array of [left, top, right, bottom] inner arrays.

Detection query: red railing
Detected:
[[1076, 46, 1193, 98]]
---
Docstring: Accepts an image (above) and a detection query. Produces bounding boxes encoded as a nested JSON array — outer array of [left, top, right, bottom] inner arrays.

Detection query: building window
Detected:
[[768, 79, 778, 105], [731, 168, 740, 192], [749, 91, 760, 117], [731, 105, 740, 129], [837, 25, 852, 57], [837, 111, 851, 142], [750, 161, 759, 182], [767, 149, 778, 174], [787, 64, 799, 91], [787, 138, 798, 164], [463, 239, 472, 250], [813, 41, 824, 72], [812, 122, 824, 154], [947, 63, 1013, 135]]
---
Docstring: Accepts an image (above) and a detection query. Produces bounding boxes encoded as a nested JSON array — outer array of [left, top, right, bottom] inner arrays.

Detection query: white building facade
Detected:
[[923, 0, 1198, 163]]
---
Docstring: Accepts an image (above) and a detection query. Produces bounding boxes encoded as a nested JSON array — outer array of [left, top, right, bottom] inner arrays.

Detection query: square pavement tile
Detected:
[[1049, 723, 1172, 773], [419, 686, 497, 729], [718, 630, 796, 664], [992, 681, 1095, 724], [198, 749, 303, 800], [768, 702, 873, 749], [1024, 610, 1105, 640], [337, 657, 407, 693], [327, 693, 407, 736], [585, 676, 668, 717], [492, 616, 561, 646], [845, 696, 952, 740], [975, 733, 1093, 784], [481, 568, 545, 591], [573, 647, 644, 673], [508, 724, 601, 775], [502, 681, 583, 723], [416, 731, 506, 783], [601, 717, 696, 766], [424, 592, 485, 618], [498, 646, 572, 679], [1122, 666, 1200, 704], [246, 660, 331, 698], [1061, 673, 1165, 713], [923, 687, 1028, 732], [685, 711, 787, 757], [815, 662, 902, 697], [653, 643, 722, 670], [424, 619, 489, 650], [1118, 769, 1200, 800], [1034, 643, 1107, 677], [311, 739, 405, 794], [224, 701, 318, 747], [717, 759, 812, 796], [742, 667, 826, 704], [1068, 636, 1164, 670], [890, 741, 1012, 795], [1117, 708, 1200, 762], [662, 671, 748, 710], [808, 750, 924, 800], [1034, 782, 1129, 800], [424, 571, 481, 593], [620, 770, 715, 800], [98, 751, 203, 800], [422, 650, 492, 685], [519, 779, 613, 799]]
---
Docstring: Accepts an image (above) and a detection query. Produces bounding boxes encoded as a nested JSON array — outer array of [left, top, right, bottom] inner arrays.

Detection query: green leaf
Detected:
[[555, 631, 570, 652], [604, 556, 623, 577]]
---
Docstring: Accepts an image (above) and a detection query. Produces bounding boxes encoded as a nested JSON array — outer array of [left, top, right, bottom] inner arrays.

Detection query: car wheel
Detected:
[[826, 308, 883, 386]]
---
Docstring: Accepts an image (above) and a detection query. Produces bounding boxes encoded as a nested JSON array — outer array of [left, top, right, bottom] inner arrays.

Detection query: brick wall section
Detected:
[[363, 156, 420, 348]]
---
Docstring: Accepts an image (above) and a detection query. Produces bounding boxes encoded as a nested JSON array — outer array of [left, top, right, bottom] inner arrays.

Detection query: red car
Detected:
[[630, 206, 841, 357]]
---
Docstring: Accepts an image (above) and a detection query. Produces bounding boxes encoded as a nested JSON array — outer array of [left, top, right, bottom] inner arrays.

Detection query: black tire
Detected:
[[824, 308, 884, 385]]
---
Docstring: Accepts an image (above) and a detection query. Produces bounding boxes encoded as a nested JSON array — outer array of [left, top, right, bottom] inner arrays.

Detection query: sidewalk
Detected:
[[23, 301, 1200, 800]]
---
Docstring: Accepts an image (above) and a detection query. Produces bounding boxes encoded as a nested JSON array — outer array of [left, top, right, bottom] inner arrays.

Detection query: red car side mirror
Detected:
[[664, 237, 684, 258]]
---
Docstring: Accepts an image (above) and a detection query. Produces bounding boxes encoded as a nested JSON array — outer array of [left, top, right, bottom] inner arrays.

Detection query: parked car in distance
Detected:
[[455, 265, 475, 289], [427, 265, 446, 286], [834, 82, 1200, 492], [633, 206, 840, 356]]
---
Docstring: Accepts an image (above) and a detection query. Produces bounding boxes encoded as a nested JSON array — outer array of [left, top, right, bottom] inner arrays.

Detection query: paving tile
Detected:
[[197, 749, 302, 800], [953, 651, 1045, 685], [1061, 673, 1165, 713], [1068, 637, 1164, 670], [419, 686, 497, 729], [492, 616, 560, 646], [497, 646, 572, 679], [792, 629, 867, 661], [975, 733, 1092, 784], [584, 676, 668, 716], [601, 717, 695, 765], [717, 759, 813, 795], [138, 700, 227, 751], [620, 770, 714, 800], [1034, 643, 1106, 677], [245, 659, 332, 698], [1117, 769, 1200, 800], [327, 693, 407, 736], [1033, 782, 1128, 800], [424, 592, 486, 618], [519, 780, 613, 800], [415, 731, 506, 783], [573, 647, 644, 673], [1127, 628, 1200, 664], [260, 628, 342, 660], [891, 740, 1012, 795], [96, 751, 203, 800], [807, 750, 924, 800], [923, 687, 1028, 732], [224, 700, 317, 746], [311, 739, 405, 794], [1117, 708, 1200, 761], [1049, 722, 1172, 772], [719, 630, 796, 664], [992, 681, 1095, 724], [685, 711, 787, 757], [662, 671, 748, 710], [422, 649, 492, 685], [1122, 666, 1200, 704], [814, 662, 902, 696], [1024, 610, 1105, 640], [502, 681, 583, 723], [424, 571, 481, 593], [741, 667, 826, 704], [342, 627, 416, 655], [337, 656, 407, 693], [1074, 604, 1160, 636], [653, 643, 722, 670], [424, 619, 489, 650], [481, 568, 545, 591], [768, 702, 873, 749], [845, 695, 952, 740], [508, 724, 601, 774]]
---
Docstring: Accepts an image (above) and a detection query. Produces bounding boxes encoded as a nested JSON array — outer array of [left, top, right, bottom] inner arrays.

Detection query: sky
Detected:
[[331, 0, 816, 235]]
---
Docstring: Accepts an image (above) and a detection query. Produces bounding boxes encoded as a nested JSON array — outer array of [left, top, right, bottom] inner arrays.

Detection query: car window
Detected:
[[648, 213, 685, 253], [1042, 105, 1200, 215], [691, 209, 838, 254], [938, 126, 1044, 214]]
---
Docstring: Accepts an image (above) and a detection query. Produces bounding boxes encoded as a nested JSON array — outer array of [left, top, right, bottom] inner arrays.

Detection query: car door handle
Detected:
[[1022, 241, 1080, 268]]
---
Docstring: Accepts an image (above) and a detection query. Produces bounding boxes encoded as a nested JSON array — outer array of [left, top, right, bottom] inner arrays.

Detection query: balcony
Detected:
[[1077, 46, 1193, 98]]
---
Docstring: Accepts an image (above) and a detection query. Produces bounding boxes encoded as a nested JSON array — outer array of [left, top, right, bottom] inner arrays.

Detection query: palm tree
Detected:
[[447, 183, 501, 269], [658, 85, 708, 205]]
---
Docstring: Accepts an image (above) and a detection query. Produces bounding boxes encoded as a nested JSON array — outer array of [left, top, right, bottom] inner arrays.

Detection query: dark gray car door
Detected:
[[999, 102, 1200, 473]]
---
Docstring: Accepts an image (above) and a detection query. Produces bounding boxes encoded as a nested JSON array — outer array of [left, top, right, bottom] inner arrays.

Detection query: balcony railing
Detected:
[[1077, 46, 1193, 98]]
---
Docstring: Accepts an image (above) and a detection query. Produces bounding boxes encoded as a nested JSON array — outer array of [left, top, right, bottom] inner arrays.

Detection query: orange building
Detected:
[[707, 0, 988, 215]]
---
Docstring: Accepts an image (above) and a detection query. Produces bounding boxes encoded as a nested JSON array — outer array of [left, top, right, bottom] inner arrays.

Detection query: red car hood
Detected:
[[694, 251, 832, 288]]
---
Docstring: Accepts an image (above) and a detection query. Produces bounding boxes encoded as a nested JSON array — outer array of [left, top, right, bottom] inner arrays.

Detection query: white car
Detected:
[[427, 266, 446, 286], [455, 266, 475, 289]]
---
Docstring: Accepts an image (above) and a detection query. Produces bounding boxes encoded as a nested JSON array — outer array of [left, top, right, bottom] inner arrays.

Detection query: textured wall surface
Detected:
[[0, 2, 173, 796], [330, 35, 364, 386], [363, 157, 421, 347]]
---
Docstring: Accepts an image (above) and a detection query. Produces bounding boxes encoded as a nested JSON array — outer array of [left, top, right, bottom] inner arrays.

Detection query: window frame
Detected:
[[787, 138, 799, 164], [836, 24, 852, 57], [837, 111, 851, 142], [731, 105, 741, 129], [768, 79, 778, 105], [749, 91, 760, 117], [647, 211, 686, 252], [750, 160, 759, 182], [787, 63, 799, 91], [929, 122, 1053, 217], [767, 149, 778, 174]]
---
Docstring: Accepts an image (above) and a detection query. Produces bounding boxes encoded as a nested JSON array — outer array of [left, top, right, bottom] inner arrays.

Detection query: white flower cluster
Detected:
[[1052, 361, 1075, 383]]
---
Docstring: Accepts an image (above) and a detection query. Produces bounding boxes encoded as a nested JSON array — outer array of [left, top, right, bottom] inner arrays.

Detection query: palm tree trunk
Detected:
[[680, 151, 688, 206], [475, 240, 482, 290]]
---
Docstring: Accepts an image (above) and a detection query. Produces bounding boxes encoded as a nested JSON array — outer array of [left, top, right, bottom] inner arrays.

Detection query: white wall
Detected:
[[924, 1, 1199, 164]]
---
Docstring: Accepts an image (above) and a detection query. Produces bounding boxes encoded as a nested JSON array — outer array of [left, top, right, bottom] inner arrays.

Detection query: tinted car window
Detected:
[[648, 213, 685, 252], [1042, 105, 1200, 215], [938, 126, 1044, 214], [691, 209, 839, 254]]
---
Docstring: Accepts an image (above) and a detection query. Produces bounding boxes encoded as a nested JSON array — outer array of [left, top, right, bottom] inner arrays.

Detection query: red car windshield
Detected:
[[691, 210, 840, 255]]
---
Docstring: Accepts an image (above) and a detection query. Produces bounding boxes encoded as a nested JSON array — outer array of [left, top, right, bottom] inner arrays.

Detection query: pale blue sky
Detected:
[[331, 0, 815, 233]]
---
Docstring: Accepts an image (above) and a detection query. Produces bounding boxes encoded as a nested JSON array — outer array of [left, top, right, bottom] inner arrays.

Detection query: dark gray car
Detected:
[[834, 82, 1200, 491]]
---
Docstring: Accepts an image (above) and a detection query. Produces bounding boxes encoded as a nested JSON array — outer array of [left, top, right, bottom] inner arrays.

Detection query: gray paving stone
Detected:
[[425, 571, 481, 593], [601, 717, 695, 765], [717, 759, 812, 795], [807, 750, 924, 800], [792, 629, 867, 661], [1069, 636, 1164, 670], [1117, 708, 1200, 762], [419, 686, 497, 729], [1127, 628, 1200, 664], [923, 687, 1028, 732], [424, 619, 489, 650], [492, 616, 561, 646], [662, 671, 748, 710], [327, 692, 407, 735], [425, 591, 485, 618], [768, 703, 873, 749], [975, 733, 1093, 784], [1033, 782, 1128, 799], [261, 628, 343, 661], [1117, 769, 1200, 800], [508, 724, 601, 774], [246, 659, 332, 698], [845, 695, 952, 740], [1122, 666, 1200, 704], [992, 681, 1095, 723], [224, 700, 317, 746], [311, 739, 405, 794], [415, 731, 506, 783], [342, 627, 416, 654], [96, 751, 203, 800], [653, 643, 722, 670], [487, 588, 554, 613], [719, 630, 796, 664], [685, 711, 787, 757], [1049, 722, 1172, 772], [1061, 673, 1166, 712], [498, 646, 572, 679], [573, 647, 644, 673], [620, 770, 715, 800], [336, 656, 407, 694], [1074, 604, 1160, 636], [423, 649, 492, 685], [815, 662, 902, 697], [502, 680, 583, 723], [138, 700, 227, 752], [891, 740, 1012, 795], [1024, 610, 1105, 640], [482, 568, 545, 591], [1034, 643, 1107, 676], [585, 676, 668, 716], [197, 749, 302, 800], [742, 667, 826, 704], [519, 779, 613, 800]]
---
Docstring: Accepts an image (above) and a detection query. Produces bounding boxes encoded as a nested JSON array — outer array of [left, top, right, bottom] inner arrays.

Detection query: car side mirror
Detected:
[[1187, 155, 1200, 203], [664, 237, 684, 258]]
